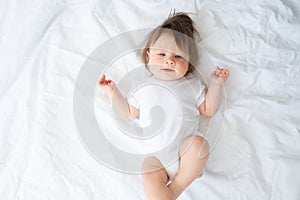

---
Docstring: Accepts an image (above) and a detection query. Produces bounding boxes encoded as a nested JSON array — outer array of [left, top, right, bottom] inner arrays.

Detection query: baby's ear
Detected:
[[146, 51, 150, 63]]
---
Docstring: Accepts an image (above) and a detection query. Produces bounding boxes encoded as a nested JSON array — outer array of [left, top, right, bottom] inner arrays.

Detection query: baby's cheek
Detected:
[[178, 64, 189, 75], [179, 69, 187, 75]]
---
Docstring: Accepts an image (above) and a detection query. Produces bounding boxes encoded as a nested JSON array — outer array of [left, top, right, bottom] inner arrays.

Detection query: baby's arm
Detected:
[[199, 67, 229, 117], [98, 74, 139, 121]]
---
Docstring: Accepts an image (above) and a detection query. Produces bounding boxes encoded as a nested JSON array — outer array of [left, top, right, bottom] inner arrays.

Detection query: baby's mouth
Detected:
[[161, 68, 175, 72]]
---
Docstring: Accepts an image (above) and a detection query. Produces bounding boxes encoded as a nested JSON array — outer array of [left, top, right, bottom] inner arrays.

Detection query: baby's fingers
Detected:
[[220, 70, 229, 83], [99, 74, 113, 85], [216, 67, 229, 76], [221, 69, 229, 77], [99, 74, 106, 85], [214, 67, 221, 75]]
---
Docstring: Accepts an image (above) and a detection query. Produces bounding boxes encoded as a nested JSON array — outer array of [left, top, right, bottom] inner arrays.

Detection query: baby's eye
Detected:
[[158, 53, 165, 56], [175, 55, 182, 59]]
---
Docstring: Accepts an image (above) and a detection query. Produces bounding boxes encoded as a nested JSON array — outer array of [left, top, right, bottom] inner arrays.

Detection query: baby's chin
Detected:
[[152, 72, 184, 81]]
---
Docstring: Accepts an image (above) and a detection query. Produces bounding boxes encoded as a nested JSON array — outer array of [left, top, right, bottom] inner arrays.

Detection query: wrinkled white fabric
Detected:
[[1, 0, 300, 199]]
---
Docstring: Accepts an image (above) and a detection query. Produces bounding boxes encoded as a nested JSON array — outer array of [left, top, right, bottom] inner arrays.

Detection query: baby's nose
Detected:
[[164, 57, 175, 65]]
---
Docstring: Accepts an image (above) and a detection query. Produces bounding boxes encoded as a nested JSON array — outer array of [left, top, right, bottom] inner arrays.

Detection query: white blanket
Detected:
[[1, 0, 299, 199]]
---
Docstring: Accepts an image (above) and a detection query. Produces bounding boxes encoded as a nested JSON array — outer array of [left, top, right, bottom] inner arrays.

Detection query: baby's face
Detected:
[[146, 32, 189, 81]]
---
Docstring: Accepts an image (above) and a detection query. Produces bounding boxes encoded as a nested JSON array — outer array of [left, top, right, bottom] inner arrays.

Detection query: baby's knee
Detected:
[[180, 135, 210, 159], [141, 156, 168, 185], [141, 156, 162, 173], [194, 136, 210, 159]]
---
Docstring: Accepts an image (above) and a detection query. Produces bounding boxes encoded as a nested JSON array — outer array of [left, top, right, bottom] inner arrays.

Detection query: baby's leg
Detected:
[[142, 156, 174, 200], [168, 135, 209, 199]]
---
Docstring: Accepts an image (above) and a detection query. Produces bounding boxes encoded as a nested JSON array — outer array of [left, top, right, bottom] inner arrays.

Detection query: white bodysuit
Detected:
[[127, 72, 206, 178]]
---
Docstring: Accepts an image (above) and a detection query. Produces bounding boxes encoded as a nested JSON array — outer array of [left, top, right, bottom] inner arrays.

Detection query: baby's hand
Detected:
[[98, 74, 116, 96], [210, 66, 229, 85]]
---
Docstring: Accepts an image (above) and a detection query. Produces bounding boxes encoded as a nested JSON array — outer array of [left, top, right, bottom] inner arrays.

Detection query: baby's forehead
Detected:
[[150, 32, 188, 56]]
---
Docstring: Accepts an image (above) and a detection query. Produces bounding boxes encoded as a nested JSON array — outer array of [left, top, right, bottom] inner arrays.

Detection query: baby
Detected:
[[99, 13, 229, 200]]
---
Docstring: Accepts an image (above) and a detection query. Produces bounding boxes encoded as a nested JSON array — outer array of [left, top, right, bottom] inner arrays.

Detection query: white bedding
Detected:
[[1, 0, 300, 199]]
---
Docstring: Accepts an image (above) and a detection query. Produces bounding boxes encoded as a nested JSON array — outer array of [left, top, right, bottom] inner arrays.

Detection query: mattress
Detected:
[[1, 0, 299, 199]]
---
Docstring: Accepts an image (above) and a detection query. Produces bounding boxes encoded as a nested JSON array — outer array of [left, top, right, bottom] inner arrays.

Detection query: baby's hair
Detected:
[[142, 12, 199, 74]]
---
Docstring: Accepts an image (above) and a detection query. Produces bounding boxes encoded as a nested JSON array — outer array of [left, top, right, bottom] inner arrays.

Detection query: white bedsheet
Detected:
[[1, 0, 300, 199]]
